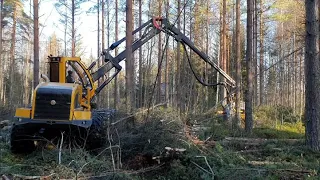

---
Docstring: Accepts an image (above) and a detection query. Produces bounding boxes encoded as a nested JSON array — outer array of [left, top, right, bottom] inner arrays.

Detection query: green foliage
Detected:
[[275, 105, 300, 123], [253, 126, 304, 139], [254, 105, 300, 127]]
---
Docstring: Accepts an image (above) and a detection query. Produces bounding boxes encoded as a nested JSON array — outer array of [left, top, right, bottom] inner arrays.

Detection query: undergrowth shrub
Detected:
[[254, 105, 301, 127]]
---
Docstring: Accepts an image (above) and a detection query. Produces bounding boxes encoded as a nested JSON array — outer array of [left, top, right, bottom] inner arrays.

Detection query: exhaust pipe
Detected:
[[40, 74, 50, 83]]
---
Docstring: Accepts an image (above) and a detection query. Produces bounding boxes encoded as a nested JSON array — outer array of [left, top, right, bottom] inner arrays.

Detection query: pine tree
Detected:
[[305, 0, 320, 150]]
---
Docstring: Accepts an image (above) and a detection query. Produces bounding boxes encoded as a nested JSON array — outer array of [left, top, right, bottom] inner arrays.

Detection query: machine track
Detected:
[[10, 124, 36, 154], [85, 109, 116, 151], [10, 109, 116, 154]]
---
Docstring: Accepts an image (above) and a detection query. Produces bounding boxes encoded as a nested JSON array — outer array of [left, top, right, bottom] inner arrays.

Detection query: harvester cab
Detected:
[[11, 17, 236, 154]]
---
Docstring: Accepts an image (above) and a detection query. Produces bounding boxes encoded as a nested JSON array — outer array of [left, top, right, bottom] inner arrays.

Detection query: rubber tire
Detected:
[[10, 124, 36, 154], [85, 111, 106, 151]]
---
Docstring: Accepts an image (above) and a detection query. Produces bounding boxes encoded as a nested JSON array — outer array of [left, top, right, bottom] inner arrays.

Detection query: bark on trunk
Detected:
[[97, 0, 100, 106], [305, 0, 320, 150], [253, 0, 258, 106], [165, 0, 169, 104], [259, 0, 264, 105], [0, 0, 3, 103], [33, 0, 39, 89], [245, 0, 254, 133], [125, 0, 134, 113], [176, 0, 181, 110], [9, 3, 17, 105], [157, 1, 162, 103], [138, 0, 142, 107], [71, 0, 75, 57], [221, 0, 227, 105], [114, 0, 119, 109], [235, 0, 241, 127]]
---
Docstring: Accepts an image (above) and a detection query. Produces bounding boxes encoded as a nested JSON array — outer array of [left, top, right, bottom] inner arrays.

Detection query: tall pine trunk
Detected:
[[259, 0, 264, 105], [176, 0, 181, 110], [125, 0, 134, 113], [221, 0, 227, 105], [235, 0, 241, 127], [165, 0, 169, 104], [253, 0, 258, 106], [138, 0, 142, 107], [9, 3, 17, 105], [305, 0, 320, 150], [71, 0, 75, 57], [114, 0, 119, 109], [0, 0, 3, 103], [97, 0, 100, 106], [245, 0, 254, 133], [100, 0, 105, 106], [33, 0, 39, 89], [157, 1, 162, 103]]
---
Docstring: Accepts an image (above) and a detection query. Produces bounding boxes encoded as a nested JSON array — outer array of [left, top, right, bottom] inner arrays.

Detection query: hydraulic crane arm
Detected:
[[91, 17, 235, 95]]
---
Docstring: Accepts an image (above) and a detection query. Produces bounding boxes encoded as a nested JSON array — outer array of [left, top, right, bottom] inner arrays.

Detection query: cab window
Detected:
[[66, 61, 92, 89]]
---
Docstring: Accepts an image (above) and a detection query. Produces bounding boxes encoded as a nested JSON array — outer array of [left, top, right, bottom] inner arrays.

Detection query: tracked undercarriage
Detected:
[[11, 109, 115, 153]]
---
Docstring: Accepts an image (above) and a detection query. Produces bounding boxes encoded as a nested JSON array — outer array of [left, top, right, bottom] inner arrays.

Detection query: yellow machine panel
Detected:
[[15, 108, 31, 118], [73, 110, 91, 120]]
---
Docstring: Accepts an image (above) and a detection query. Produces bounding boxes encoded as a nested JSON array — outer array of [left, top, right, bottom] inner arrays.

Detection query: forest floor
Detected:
[[0, 107, 319, 180]]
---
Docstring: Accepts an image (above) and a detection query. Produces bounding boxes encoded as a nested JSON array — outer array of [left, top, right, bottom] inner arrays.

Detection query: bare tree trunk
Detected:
[[176, 0, 181, 110], [280, 20, 284, 105], [101, 0, 105, 107], [107, 1, 110, 108], [9, 2, 18, 106], [165, 0, 169, 104], [259, 0, 264, 105], [217, 3, 222, 106], [114, 0, 119, 109], [97, 0, 101, 106], [9, 3, 17, 105], [64, 3, 68, 56], [180, 0, 187, 112], [205, 0, 209, 111], [0, 0, 3, 103], [71, 0, 75, 57], [102, 0, 105, 56], [126, 0, 134, 113], [245, 0, 254, 133], [157, 1, 162, 103], [221, 0, 227, 105], [253, 0, 258, 106], [235, 0, 241, 127], [293, 30, 296, 113], [305, 0, 320, 150], [138, 0, 142, 107], [33, 0, 39, 89]]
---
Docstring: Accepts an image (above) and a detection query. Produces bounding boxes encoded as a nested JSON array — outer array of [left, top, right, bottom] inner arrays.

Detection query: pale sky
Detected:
[[37, 0, 99, 59], [24, 0, 129, 64], [23, 0, 223, 68]]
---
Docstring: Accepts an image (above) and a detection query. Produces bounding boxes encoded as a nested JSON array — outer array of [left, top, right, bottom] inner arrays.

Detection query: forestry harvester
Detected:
[[10, 17, 236, 154]]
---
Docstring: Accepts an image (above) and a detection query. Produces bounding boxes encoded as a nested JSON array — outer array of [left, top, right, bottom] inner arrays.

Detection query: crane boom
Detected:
[[91, 17, 235, 95]]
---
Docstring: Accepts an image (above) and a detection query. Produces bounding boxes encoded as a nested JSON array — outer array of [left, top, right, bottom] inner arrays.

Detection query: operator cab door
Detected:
[[65, 61, 93, 90]]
